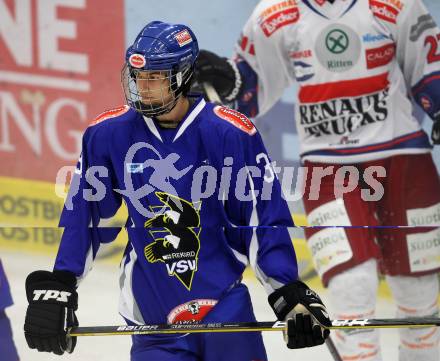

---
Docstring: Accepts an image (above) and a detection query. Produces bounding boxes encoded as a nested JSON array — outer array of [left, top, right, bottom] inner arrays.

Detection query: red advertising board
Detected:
[[0, 0, 125, 182]]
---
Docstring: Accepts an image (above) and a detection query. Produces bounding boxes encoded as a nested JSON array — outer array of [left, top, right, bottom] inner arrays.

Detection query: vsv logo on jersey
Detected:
[[33, 290, 72, 302], [165, 260, 197, 275], [144, 192, 202, 290]]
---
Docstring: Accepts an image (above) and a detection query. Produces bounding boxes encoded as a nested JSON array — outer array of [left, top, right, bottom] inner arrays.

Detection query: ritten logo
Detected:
[[129, 54, 146, 68]]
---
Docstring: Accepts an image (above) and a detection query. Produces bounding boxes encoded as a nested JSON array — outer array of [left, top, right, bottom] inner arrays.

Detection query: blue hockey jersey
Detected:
[[55, 95, 298, 325], [0, 259, 13, 311]]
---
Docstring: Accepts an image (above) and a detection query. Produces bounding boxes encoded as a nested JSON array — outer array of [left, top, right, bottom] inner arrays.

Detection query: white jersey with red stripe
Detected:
[[235, 0, 440, 163]]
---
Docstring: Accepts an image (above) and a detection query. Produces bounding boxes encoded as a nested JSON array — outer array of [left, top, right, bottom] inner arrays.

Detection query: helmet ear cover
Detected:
[[129, 67, 137, 80], [170, 63, 195, 97]]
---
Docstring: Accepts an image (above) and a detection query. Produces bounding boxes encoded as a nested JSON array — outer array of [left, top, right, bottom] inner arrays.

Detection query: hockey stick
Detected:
[[202, 82, 222, 103], [68, 317, 440, 337], [325, 337, 342, 361]]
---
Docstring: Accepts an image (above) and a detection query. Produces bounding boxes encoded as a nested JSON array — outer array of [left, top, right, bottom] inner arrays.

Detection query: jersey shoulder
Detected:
[[84, 105, 139, 145], [254, 0, 297, 13], [368, 0, 408, 25], [206, 103, 257, 136], [368, 0, 407, 10], [249, 0, 300, 37], [89, 105, 136, 127]]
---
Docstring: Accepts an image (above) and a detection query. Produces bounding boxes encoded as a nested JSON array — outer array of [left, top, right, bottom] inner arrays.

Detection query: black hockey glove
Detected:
[[24, 270, 78, 355], [432, 116, 440, 145], [194, 49, 242, 102], [268, 280, 331, 349]]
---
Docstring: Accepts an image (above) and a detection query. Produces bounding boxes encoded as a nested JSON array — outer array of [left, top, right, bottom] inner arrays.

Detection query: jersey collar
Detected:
[[302, 0, 358, 19], [173, 96, 206, 142], [143, 96, 206, 143]]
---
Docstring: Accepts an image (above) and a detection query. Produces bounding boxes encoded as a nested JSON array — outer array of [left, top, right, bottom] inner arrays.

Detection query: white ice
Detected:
[[3, 250, 401, 361]]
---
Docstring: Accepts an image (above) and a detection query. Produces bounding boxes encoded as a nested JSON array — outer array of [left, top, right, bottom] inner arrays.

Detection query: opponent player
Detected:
[[194, 1, 440, 360], [23, 21, 331, 360], [0, 259, 19, 361]]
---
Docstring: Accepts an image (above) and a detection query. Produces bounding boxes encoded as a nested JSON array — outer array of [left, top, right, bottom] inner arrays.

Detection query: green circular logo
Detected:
[[325, 29, 349, 54], [315, 24, 360, 73]]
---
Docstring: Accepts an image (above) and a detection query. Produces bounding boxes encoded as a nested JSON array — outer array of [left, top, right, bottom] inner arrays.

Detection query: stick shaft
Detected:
[[325, 337, 343, 361], [69, 317, 440, 337], [202, 82, 222, 103], [69, 321, 283, 337]]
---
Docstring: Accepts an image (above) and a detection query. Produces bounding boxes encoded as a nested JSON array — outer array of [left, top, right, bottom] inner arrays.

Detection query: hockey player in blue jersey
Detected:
[[23, 21, 331, 360], [0, 259, 19, 361]]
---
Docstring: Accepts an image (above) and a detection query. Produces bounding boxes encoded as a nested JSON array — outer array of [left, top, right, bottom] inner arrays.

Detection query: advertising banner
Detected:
[[0, 0, 127, 256]]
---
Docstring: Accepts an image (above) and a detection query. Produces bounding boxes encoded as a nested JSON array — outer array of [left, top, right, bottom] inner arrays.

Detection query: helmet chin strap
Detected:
[[157, 95, 180, 118], [153, 95, 190, 128]]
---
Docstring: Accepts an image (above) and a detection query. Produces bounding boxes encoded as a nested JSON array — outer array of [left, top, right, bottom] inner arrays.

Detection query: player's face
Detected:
[[135, 70, 174, 106]]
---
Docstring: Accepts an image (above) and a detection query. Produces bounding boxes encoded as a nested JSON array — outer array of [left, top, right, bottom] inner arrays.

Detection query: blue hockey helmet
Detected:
[[122, 21, 199, 117]]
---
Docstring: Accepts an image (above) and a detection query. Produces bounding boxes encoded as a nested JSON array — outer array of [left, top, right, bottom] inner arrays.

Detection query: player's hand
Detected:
[[432, 117, 440, 145], [194, 50, 241, 101], [268, 280, 331, 349], [24, 270, 79, 355]]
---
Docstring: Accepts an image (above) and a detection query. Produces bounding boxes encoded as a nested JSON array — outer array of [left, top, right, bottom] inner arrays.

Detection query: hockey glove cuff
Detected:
[[24, 270, 78, 355]]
